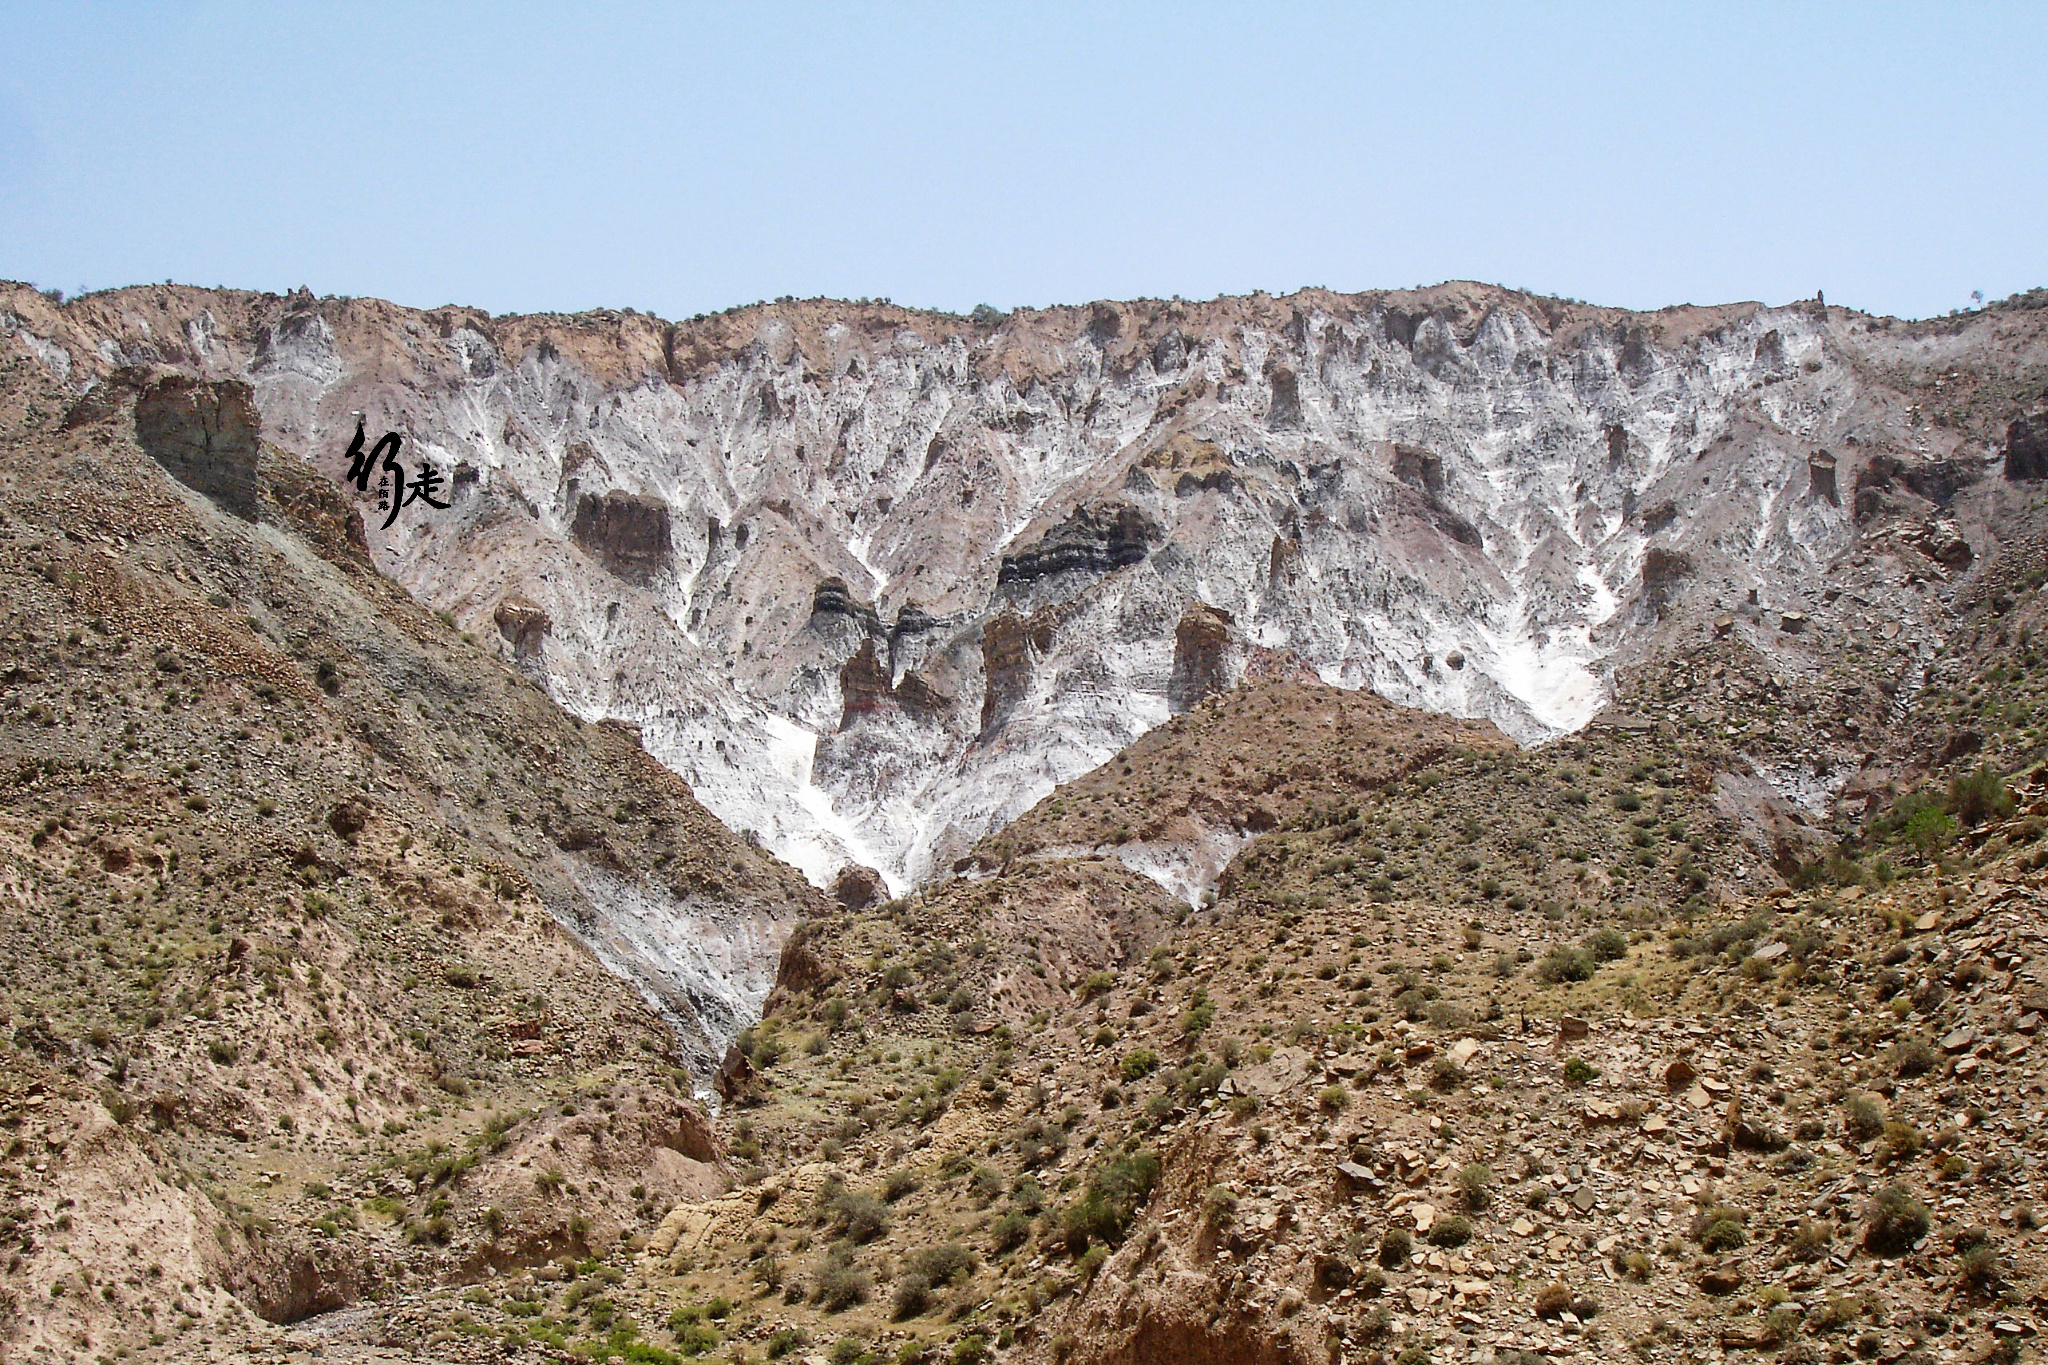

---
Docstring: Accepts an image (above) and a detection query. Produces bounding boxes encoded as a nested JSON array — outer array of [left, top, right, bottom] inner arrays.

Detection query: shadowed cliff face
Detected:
[[7, 282, 2047, 895], [133, 371, 263, 519]]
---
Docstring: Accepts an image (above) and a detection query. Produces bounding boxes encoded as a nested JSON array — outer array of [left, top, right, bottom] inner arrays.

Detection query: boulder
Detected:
[[493, 594, 551, 658], [713, 1043, 753, 1100], [326, 800, 369, 841], [831, 864, 887, 912], [1642, 548, 1695, 612], [1913, 517, 1973, 568], [1698, 1264, 1745, 1295], [1808, 451, 1839, 502]]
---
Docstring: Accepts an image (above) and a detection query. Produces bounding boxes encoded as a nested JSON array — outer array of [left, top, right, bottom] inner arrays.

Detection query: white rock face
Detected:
[[15, 285, 1952, 900]]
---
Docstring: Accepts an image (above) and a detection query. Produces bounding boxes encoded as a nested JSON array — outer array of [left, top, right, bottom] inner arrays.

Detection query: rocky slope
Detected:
[[0, 349, 822, 1357], [9, 283, 2046, 898], [243, 456, 2048, 1365], [8, 276, 2048, 1365], [325, 608, 2048, 1365]]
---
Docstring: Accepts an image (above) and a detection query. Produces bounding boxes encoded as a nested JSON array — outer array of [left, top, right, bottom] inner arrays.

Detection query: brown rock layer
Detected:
[[571, 489, 673, 580]]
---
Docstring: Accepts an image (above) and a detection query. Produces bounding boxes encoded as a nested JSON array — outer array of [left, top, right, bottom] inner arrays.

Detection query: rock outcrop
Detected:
[[5, 279, 2039, 894], [571, 489, 672, 580], [494, 592, 551, 658], [1640, 547, 1695, 614], [997, 501, 1161, 588], [2007, 408, 2048, 480], [980, 607, 1055, 735], [1167, 601, 1235, 713], [1807, 449, 1838, 502], [133, 372, 261, 519]]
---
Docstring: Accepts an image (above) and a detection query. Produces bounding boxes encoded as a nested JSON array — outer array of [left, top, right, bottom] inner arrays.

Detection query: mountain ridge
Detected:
[[6, 280, 2046, 901]]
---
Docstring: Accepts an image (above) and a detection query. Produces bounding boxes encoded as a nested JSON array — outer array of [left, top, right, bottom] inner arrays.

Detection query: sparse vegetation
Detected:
[[5, 314, 2047, 1362]]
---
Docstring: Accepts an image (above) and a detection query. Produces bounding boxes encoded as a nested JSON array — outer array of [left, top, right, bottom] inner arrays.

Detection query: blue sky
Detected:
[[1, 3, 2041, 321]]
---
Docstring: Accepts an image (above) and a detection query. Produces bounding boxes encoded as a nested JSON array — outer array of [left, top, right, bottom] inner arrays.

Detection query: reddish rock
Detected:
[[326, 800, 369, 840], [493, 594, 551, 657], [831, 864, 887, 912], [979, 607, 1055, 734], [1168, 601, 1236, 714], [1698, 1265, 1745, 1295]]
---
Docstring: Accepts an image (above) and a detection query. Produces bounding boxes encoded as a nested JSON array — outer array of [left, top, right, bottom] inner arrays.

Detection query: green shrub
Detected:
[[1562, 1057, 1600, 1086], [1427, 1216, 1472, 1247], [990, 1211, 1032, 1254], [1535, 945, 1593, 984], [891, 1273, 933, 1321], [909, 1243, 975, 1286], [813, 1254, 871, 1311], [1884, 1119, 1925, 1160], [1902, 803, 1957, 854], [1583, 928, 1627, 962], [675, 1322, 721, 1356], [1843, 1093, 1885, 1138], [1959, 1241, 2002, 1290], [1699, 1219, 1746, 1253], [1119, 1049, 1159, 1082], [1787, 1218, 1833, 1262], [968, 1165, 1005, 1203], [1379, 1227, 1412, 1268], [1950, 764, 2014, 826], [1863, 1183, 1930, 1255], [829, 1191, 889, 1244], [1893, 1036, 1936, 1077], [1061, 1150, 1160, 1252], [766, 1329, 809, 1359]]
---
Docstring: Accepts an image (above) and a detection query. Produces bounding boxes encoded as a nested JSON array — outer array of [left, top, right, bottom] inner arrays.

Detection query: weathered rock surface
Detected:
[[6, 282, 2046, 908], [133, 371, 262, 519]]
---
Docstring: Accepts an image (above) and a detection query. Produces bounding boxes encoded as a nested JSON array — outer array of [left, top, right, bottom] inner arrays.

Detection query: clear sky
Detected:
[[2, 3, 2041, 322]]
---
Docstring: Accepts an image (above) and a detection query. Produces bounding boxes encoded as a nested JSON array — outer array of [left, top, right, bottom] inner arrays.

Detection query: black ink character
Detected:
[[382, 462, 451, 530], [342, 415, 403, 495]]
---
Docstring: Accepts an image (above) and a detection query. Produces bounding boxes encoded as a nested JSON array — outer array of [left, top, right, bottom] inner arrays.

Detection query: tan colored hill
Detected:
[[7, 277, 2048, 1365], [337, 626, 2048, 1365], [0, 348, 822, 1357]]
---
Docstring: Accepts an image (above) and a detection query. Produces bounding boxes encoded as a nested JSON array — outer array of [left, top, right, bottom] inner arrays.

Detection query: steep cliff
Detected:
[[7, 282, 2048, 899]]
